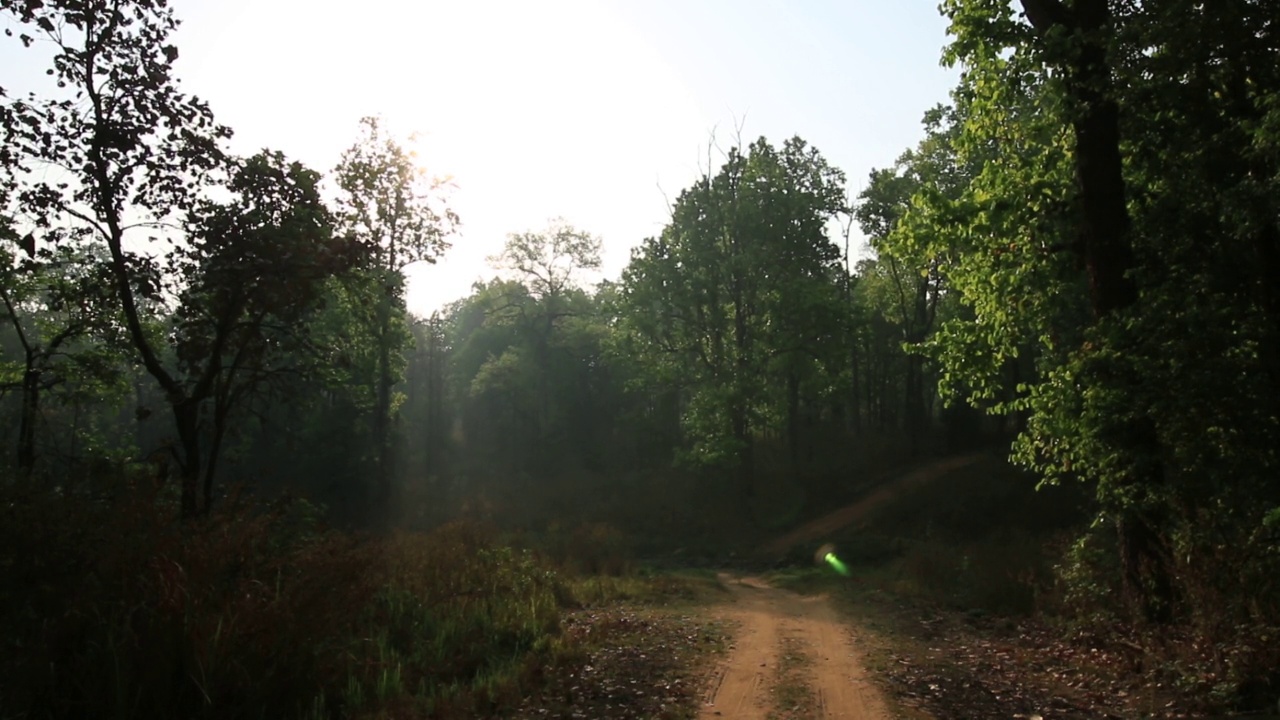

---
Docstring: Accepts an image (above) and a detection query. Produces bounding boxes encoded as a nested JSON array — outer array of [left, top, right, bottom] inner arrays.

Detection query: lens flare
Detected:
[[823, 551, 850, 576]]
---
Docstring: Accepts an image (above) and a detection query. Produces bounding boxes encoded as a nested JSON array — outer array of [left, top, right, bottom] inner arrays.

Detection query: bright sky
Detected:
[[6, 1, 959, 317]]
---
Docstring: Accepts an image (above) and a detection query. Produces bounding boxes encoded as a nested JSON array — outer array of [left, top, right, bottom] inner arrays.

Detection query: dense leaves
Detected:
[[613, 137, 850, 473], [863, 0, 1280, 654]]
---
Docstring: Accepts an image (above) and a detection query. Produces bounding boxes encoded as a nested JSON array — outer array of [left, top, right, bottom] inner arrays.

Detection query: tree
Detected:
[[405, 312, 448, 481], [491, 219, 603, 301], [0, 1, 352, 512], [332, 116, 455, 510], [489, 220, 603, 433], [920, 0, 1280, 624], [444, 266, 619, 489], [0, 233, 123, 477], [170, 151, 354, 511], [615, 136, 847, 485], [3, 0, 231, 516], [935, 0, 1172, 618]]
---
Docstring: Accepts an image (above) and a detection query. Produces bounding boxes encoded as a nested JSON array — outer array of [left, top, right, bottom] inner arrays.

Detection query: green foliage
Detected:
[[0, 236, 133, 474], [332, 116, 455, 273], [490, 218, 603, 299], [332, 117, 457, 513], [0, 1, 384, 516], [879, 0, 1280, 639], [442, 222, 622, 486], [613, 136, 849, 471], [11, 0, 1280, 712]]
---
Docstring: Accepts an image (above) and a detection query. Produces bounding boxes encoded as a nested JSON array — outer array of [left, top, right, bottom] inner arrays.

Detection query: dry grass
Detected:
[[0, 477, 719, 720]]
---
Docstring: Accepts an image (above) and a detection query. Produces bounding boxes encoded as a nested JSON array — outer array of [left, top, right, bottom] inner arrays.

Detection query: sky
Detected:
[[5, 1, 960, 317]]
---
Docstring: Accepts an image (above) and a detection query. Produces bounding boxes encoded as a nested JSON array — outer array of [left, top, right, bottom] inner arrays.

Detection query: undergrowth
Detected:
[[0, 478, 710, 719]]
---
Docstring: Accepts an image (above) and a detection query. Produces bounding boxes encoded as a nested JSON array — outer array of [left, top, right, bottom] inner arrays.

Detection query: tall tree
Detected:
[[170, 151, 354, 511], [490, 219, 602, 433], [2, 0, 230, 516], [926, 0, 1280, 623], [0, 1, 351, 511], [615, 137, 847, 486], [333, 116, 455, 510]]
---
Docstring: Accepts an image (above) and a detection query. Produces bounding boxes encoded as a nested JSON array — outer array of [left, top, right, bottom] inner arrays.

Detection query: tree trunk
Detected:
[[424, 324, 442, 478], [17, 367, 39, 476], [1117, 512, 1174, 624], [731, 403, 754, 494], [375, 336, 393, 506], [1023, 0, 1172, 622], [787, 372, 801, 466], [848, 338, 862, 434], [905, 353, 925, 455], [372, 283, 396, 514], [173, 399, 201, 519], [729, 219, 754, 492], [204, 394, 233, 515]]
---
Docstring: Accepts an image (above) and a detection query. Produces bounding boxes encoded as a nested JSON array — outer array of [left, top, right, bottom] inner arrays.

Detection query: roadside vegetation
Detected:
[[0, 477, 727, 719]]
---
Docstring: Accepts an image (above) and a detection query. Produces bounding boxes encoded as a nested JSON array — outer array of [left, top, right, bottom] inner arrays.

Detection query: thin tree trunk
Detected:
[[905, 353, 924, 455], [849, 340, 862, 434], [17, 367, 39, 476], [375, 335, 393, 505], [204, 393, 233, 515], [787, 372, 801, 466], [173, 399, 201, 519]]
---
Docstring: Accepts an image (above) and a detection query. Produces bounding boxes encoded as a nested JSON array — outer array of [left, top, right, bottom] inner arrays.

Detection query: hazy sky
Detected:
[[5, 1, 960, 316]]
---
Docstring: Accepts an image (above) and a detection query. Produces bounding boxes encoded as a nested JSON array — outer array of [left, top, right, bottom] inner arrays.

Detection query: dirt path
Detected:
[[700, 574, 892, 720]]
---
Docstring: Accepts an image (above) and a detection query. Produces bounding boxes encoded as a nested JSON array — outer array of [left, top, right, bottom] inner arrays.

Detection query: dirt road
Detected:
[[699, 574, 892, 720]]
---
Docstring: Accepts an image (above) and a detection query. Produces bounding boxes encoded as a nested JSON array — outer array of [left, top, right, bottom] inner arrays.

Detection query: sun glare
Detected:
[[178, 0, 709, 316]]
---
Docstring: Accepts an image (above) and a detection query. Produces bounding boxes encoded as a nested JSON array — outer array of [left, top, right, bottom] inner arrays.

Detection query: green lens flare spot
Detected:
[[823, 552, 850, 576]]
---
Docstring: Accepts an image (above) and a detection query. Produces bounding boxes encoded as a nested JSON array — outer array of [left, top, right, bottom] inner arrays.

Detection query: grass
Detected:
[[0, 479, 726, 720], [767, 633, 817, 720], [561, 566, 725, 607]]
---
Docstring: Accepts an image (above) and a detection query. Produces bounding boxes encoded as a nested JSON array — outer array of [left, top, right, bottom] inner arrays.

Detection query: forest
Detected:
[[2, 1, 1278, 719]]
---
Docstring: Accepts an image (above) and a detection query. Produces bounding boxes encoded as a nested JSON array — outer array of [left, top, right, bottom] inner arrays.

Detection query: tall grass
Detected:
[[0, 478, 577, 719]]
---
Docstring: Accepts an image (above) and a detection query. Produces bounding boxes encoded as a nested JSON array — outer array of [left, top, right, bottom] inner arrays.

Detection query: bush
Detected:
[[540, 520, 632, 576]]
